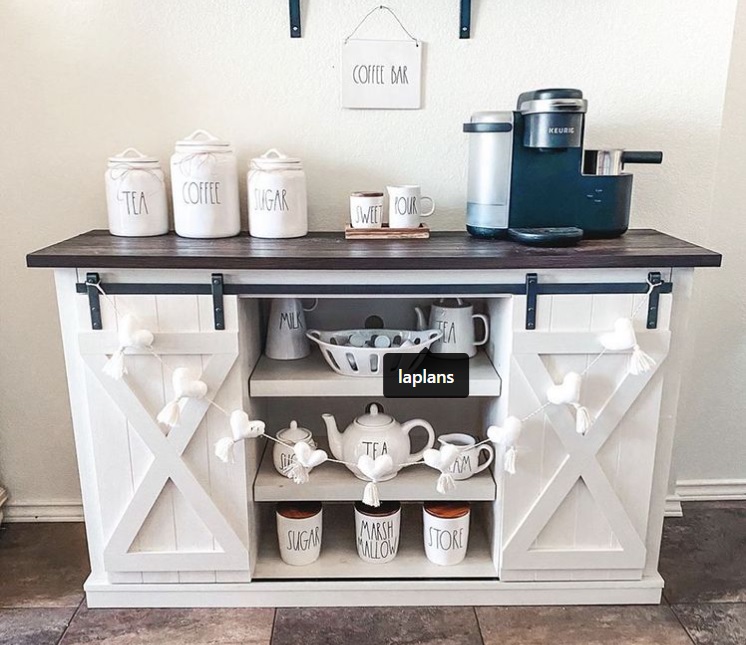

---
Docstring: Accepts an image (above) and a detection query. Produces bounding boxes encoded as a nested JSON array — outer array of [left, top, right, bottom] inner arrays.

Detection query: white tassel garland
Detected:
[[436, 472, 457, 494], [102, 348, 127, 380], [573, 404, 593, 435], [363, 481, 381, 507], [157, 399, 182, 428], [629, 344, 656, 376], [504, 447, 517, 475], [214, 437, 237, 464]]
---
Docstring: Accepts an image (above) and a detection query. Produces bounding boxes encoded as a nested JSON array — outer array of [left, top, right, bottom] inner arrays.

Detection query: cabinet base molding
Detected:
[[3, 499, 84, 523], [84, 573, 664, 608], [675, 478, 746, 501]]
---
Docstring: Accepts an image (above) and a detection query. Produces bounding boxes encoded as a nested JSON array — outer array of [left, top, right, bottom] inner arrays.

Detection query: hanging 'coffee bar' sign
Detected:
[[341, 6, 422, 110]]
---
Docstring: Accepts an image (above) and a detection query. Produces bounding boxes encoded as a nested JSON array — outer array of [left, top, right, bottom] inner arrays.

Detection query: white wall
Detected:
[[673, 0, 746, 488], [0, 0, 740, 514]]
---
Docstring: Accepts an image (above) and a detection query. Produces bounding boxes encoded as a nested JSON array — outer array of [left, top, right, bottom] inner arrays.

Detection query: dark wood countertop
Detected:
[[26, 229, 721, 271]]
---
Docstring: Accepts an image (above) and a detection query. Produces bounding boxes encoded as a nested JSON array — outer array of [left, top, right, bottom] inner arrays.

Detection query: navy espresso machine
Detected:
[[464, 89, 663, 245]]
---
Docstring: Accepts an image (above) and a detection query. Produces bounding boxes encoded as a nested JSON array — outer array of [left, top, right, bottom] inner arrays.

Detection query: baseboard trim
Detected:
[[675, 478, 746, 501], [3, 499, 84, 523], [664, 497, 683, 517]]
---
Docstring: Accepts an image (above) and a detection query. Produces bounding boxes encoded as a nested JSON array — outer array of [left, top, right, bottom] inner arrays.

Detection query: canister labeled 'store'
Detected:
[[170, 130, 241, 238], [248, 149, 308, 239]]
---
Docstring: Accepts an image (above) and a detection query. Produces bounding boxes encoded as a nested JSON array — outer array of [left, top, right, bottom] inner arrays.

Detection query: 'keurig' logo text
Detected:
[[383, 353, 469, 398]]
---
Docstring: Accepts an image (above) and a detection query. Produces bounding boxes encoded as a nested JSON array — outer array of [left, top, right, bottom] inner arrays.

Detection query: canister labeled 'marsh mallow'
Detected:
[[248, 149, 308, 239], [170, 130, 241, 239], [105, 148, 168, 237]]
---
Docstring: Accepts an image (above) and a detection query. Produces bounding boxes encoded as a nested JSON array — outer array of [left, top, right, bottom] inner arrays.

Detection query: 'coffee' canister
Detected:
[[248, 149, 308, 239], [105, 148, 168, 237], [171, 130, 241, 238]]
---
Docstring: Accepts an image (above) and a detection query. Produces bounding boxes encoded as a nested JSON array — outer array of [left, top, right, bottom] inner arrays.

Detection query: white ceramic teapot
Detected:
[[322, 404, 435, 481]]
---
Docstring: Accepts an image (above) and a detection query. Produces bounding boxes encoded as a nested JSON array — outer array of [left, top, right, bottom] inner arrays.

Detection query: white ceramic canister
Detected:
[[423, 501, 470, 566], [273, 420, 317, 477], [276, 502, 323, 566], [248, 149, 308, 238], [170, 130, 241, 238], [105, 148, 169, 237], [354, 501, 401, 564]]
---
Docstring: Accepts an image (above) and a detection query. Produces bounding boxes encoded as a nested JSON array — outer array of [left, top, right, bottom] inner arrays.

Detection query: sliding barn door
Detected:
[[497, 292, 671, 582]]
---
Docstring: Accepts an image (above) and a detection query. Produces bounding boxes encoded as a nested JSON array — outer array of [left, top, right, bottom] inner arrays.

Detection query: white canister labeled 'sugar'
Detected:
[[171, 130, 241, 239], [105, 148, 168, 237], [248, 149, 308, 239]]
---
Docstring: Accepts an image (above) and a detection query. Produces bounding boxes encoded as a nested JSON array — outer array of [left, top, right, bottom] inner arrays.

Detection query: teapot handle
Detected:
[[401, 419, 435, 463]]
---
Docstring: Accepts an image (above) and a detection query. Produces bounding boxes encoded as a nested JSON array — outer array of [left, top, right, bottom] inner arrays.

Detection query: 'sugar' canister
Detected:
[[248, 149, 308, 239], [170, 130, 241, 238]]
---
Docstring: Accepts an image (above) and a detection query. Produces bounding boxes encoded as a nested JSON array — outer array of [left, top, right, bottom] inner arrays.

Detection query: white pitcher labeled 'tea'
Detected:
[[322, 403, 435, 481]]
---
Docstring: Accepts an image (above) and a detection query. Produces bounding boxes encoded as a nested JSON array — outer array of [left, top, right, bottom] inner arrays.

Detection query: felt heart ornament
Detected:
[[547, 372, 582, 405], [423, 444, 461, 495], [423, 445, 460, 473], [600, 318, 637, 351], [102, 314, 155, 380], [487, 417, 524, 475], [293, 441, 328, 469], [357, 454, 395, 508], [157, 368, 208, 428], [214, 411, 266, 464]]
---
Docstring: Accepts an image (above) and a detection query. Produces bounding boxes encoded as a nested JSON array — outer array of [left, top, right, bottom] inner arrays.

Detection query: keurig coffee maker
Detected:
[[464, 89, 662, 245]]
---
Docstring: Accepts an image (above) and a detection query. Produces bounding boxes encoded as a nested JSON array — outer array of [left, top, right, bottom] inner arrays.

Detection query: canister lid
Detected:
[[424, 501, 470, 519], [277, 501, 322, 519], [108, 148, 159, 165], [355, 500, 401, 517], [463, 111, 513, 133], [250, 148, 302, 169], [175, 129, 232, 151]]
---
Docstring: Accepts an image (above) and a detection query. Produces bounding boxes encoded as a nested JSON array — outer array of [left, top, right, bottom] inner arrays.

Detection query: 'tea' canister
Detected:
[[105, 148, 168, 237], [170, 130, 241, 238], [248, 149, 308, 238]]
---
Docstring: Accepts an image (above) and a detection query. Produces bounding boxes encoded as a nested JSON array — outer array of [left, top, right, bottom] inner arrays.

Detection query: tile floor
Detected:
[[0, 501, 744, 644]]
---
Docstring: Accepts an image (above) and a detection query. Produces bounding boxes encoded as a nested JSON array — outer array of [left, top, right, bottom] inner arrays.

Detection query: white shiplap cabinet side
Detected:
[[54, 269, 261, 583], [493, 286, 675, 582]]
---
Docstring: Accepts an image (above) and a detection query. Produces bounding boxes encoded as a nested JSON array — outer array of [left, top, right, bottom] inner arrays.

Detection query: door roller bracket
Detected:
[[86, 273, 103, 330], [212, 273, 225, 330], [646, 272, 663, 329]]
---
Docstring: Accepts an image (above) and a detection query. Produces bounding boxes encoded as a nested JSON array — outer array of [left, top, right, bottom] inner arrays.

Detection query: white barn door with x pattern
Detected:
[[74, 291, 260, 584], [498, 292, 672, 582]]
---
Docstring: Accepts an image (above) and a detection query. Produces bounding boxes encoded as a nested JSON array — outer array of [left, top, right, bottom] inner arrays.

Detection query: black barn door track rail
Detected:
[[77, 272, 672, 332]]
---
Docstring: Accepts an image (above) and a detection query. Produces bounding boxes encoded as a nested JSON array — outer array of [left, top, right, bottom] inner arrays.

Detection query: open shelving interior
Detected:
[[253, 440, 497, 502], [249, 349, 501, 397], [252, 502, 497, 580]]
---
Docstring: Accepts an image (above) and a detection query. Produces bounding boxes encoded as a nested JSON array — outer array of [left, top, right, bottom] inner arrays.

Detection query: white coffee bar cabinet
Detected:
[[27, 229, 720, 608]]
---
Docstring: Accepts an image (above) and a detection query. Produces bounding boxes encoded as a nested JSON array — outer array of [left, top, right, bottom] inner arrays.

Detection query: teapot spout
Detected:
[[414, 306, 427, 331], [322, 414, 343, 461]]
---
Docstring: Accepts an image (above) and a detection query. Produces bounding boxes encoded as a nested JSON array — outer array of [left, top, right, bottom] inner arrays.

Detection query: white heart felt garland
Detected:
[[488, 417, 523, 474], [156, 368, 209, 428], [357, 454, 396, 507], [102, 314, 154, 380], [547, 371, 593, 435], [283, 442, 329, 484], [600, 317, 656, 376], [214, 411, 266, 463], [423, 444, 460, 494]]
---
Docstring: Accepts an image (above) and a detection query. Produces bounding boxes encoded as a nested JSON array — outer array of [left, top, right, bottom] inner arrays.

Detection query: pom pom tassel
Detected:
[[363, 481, 381, 507], [283, 461, 311, 485], [436, 472, 457, 495], [504, 447, 517, 475], [214, 437, 237, 464], [102, 348, 126, 380], [573, 404, 593, 435], [157, 399, 182, 428], [629, 344, 656, 376]]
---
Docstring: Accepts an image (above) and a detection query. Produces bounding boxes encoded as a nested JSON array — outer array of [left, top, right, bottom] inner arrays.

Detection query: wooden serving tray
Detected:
[[345, 224, 430, 240]]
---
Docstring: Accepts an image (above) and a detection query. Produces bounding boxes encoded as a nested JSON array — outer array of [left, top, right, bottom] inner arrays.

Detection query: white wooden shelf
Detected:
[[249, 349, 502, 398], [253, 503, 496, 580], [253, 441, 497, 502]]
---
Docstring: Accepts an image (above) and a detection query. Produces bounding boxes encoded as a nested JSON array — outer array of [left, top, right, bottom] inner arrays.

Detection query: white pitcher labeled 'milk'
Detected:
[[248, 149, 308, 239], [105, 148, 168, 237], [323, 403, 435, 480], [265, 298, 318, 360], [170, 130, 240, 238]]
